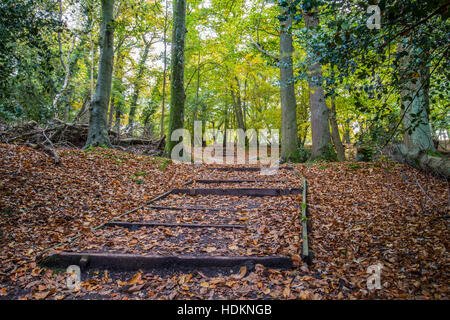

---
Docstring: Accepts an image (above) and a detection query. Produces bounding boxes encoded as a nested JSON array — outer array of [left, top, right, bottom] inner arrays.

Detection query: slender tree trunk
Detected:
[[304, 12, 333, 160], [329, 96, 346, 161], [53, 0, 78, 117], [230, 78, 245, 131], [108, 43, 124, 130], [108, 94, 115, 129], [344, 124, 351, 144], [83, 15, 95, 125], [115, 99, 121, 139], [279, 3, 298, 161], [243, 77, 247, 129], [85, 0, 115, 148], [160, 0, 169, 138], [193, 50, 201, 125], [223, 105, 229, 148], [165, 0, 186, 155], [90, 22, 95, 103], [128, 40, 151, 134]]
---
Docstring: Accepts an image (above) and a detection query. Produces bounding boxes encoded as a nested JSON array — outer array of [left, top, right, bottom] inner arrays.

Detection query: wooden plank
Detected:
[[172, 188, 302, 197], [36, 187, 175, 263], [149, 205, 239, 212], [106, 221, 246, 229], [194, 179, 288, 184], [41, 252, 293, 270], [300, 178, 311, 265], [207, 167, 294, 172]]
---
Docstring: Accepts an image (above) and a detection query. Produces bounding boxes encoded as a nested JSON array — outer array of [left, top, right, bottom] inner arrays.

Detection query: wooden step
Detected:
[[149, 205, 239, 212], [172, 188, 302, 197], [106, 221, 246, 229], [194, 179, 288, 183], [41, 252, 293, 271], [207, 167, 293, 172]]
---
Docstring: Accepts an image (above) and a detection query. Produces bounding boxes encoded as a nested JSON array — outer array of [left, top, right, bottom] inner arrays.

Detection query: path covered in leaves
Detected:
[[0, 144, 448, 299]]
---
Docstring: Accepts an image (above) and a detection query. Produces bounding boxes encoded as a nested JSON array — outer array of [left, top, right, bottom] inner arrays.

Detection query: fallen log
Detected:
[[118, 137, 155, 145], [25, 142, 60, 164]]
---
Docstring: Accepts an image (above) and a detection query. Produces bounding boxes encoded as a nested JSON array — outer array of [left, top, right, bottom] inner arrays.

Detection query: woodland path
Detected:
[[41, 165, 308, 274]]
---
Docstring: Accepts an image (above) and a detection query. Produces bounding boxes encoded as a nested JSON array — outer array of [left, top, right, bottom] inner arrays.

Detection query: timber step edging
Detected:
[[172, 188, 302, 197], [106, 221, 246, 229], [41, 252, 293, 270], [206, 167, 294, 172], [194, 179, 289, 183], [149, 205, 239, 212]]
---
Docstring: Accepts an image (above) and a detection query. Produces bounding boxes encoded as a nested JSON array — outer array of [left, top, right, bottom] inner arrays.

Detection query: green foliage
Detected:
[[356, 144, 375, 162], [157, 158, 171, 172], [315, 143, 338, 162], [130, 171, 147, 179], [289, 0, 448, 154], [296, 145, 311, 163], [346, 163, 361, 171], [0, 0, 59, 122]]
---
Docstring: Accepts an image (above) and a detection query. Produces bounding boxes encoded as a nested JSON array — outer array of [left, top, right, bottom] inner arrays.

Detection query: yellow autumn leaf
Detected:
[[128, 271, 143, 285]]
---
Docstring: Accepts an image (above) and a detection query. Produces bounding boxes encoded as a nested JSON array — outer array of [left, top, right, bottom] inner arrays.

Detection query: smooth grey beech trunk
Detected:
[[398, 40, 436, 154], [165, 0, 186, 156], [85, 0, 115, 148], [304, 13, 333, 160], [394, 38, 449, 177], [329, 96, 346, 161], [279, 5, 298, 161]]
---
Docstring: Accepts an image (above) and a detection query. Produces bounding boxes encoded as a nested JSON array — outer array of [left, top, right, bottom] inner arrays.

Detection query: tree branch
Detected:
[[251, 40, 280, 62]]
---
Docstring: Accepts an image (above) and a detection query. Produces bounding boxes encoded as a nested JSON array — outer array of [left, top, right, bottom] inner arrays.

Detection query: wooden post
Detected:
[[301, 178, 311, 264]]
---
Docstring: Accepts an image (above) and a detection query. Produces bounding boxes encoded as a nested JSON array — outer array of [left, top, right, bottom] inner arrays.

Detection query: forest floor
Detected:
[[0, 143, 448, 300]]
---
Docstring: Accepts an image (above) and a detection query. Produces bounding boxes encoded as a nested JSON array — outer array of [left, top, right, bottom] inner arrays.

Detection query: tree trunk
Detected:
[[85, 0, 115, 148], [108, 93, 115, 129], [279, 4, 298, 161], [53, 0, 78, 117], [304, 12, 333, 160], [329, 96, 346, 161], [395, 37, 445, 176], [230, 78, 245, 131], [193, 50, 201, 126], [128, 40, 151, 134], [160, 0, 169, 138], [223, 105, 229, 148], [165, 0, 186, 155], [398, 39, 436, 154]]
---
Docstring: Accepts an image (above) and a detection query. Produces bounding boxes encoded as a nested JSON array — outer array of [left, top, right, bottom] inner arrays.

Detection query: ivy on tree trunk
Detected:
[[85, 0, 115, 148]]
